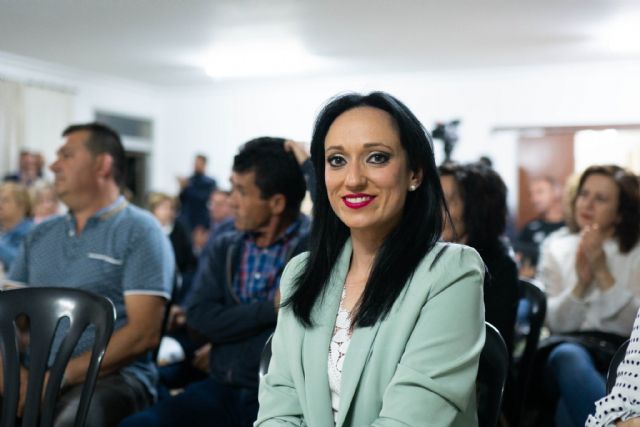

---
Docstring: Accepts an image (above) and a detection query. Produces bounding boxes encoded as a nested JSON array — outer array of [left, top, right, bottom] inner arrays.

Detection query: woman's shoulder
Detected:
[[412, 242, 485, 286], [285, 251, 310, 273], [279, 251, 310, 295], [422, 241, 484, 269], [400, 242, 485, 305]]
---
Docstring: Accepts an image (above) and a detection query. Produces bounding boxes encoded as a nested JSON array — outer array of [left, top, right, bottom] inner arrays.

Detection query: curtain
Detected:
[[0, 81, 73, 180], [22, 86, 73, 181], [0, 80, 24, 178]]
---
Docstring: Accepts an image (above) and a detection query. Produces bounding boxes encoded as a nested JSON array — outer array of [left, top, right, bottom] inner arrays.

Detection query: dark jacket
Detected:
[[178, 173, 217, 230], [186, 218, 310, 389], [480, 239, 519, 357]]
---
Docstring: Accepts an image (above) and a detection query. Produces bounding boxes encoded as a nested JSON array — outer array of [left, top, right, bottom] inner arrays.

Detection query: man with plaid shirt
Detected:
[[119, 137, 311, 427]]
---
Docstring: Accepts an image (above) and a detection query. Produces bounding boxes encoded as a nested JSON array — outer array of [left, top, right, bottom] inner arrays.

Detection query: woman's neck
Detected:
[[349, 229, 386, 280]]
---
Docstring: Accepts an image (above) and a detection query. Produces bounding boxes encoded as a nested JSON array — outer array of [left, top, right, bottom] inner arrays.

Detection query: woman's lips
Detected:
[[342, 194, 376, 209], [578, 212, 593, 223]]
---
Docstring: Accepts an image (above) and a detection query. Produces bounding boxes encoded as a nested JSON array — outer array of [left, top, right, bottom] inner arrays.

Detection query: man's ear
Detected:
[[269, 193, 287, 216], [95, 153, 114, 181]]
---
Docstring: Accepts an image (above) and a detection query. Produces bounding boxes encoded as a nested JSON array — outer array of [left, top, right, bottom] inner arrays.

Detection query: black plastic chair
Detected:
[[506, 278, 547, 426], [606, 339, 630, 393], [477, 322, 509, 427], [513, 279, 547, 376], [0, 287, 116, 427], [258, 334, 273, 379]]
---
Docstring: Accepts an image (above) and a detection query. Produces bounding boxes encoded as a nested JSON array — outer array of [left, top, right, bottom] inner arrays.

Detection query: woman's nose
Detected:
[[345, 163, 366, 189]]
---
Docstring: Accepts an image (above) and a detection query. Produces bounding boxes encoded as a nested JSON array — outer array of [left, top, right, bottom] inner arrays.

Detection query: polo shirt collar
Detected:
[[66, 195, 128, 226]]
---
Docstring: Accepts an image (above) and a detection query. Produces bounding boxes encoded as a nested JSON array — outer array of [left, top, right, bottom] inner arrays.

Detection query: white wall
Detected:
[[160, 61, 640, 208]]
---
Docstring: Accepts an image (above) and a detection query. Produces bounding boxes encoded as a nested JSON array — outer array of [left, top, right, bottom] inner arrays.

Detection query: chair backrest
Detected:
[[477, 322, 509, 427], [259, 324, 508, 427], [514, 278, 547, 372], [606, 339, 630, 393], [258, 333, 273, 379], [0, 287, 116, 427], [506, 278, 547, 426]]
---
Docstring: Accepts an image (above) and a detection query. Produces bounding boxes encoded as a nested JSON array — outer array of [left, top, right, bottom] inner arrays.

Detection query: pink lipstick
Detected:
[[342, 193, 376, 209]]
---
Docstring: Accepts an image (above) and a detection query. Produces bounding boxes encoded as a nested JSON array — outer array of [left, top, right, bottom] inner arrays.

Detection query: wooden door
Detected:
[[517, 132, 574, 230]]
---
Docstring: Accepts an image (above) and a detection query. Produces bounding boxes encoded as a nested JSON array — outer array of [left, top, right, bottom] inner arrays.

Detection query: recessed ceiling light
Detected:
[[203, 38, 331, 79], [596, 12, 640, 53]]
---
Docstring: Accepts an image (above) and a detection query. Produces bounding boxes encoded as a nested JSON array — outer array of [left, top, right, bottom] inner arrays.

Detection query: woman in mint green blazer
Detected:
[[255, 92, 485, 427]]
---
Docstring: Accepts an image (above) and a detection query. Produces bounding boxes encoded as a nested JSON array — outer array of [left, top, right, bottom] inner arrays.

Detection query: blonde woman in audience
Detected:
[[587, 308, 640, 426], [30, 180, 60, 223], [537, 165, 640, 427], [147, 192, 196, 289], [256, 92, 485, 426], [0, 182, 33, 273]]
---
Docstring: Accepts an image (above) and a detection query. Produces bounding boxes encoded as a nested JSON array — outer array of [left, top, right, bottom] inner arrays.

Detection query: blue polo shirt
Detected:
[[8, 196, 174, 398]]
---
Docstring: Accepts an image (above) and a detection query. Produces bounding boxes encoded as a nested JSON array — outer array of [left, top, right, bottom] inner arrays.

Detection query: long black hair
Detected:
[[438, 161, 508, 258], [284, 92, 445, 327]]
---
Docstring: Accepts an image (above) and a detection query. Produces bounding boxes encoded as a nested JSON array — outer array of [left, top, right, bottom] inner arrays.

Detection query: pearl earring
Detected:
[[409, 184, 417, 192]]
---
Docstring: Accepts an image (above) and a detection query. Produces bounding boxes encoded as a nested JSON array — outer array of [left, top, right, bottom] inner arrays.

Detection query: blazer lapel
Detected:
[[335, 315, 382, 427], [302, 239, 352, 426]]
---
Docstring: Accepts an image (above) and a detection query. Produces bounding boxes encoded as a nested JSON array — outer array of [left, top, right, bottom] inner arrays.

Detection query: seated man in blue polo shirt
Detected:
[[5, 123, 174, 426], [119, 137, 310, 427]]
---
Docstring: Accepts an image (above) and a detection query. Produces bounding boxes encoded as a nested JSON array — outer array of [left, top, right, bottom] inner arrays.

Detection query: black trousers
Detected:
[[53, 372, 153, 427]]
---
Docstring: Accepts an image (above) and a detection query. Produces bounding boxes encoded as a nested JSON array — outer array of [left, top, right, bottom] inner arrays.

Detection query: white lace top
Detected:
[[328, 288, 352, 423], [586, 309, 640, 426]]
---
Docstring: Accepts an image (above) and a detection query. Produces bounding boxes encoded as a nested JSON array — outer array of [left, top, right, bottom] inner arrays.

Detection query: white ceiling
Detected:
[[1, 0, 640, 87]]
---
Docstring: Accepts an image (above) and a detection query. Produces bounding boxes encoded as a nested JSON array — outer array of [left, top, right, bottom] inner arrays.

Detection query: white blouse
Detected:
[[537, 228, 640, 336], [328, 288, 352, 423], [586, 309, 640, 426]]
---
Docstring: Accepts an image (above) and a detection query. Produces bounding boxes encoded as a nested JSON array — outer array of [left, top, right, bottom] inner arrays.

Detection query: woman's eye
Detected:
[[327, 155, 346, 167], [368, 152, 390, 164]]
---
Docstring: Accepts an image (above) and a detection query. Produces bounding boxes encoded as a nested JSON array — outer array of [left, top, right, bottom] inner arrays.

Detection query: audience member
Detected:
[[537, 165, 640, 427], [439, 161, 519, 356], [148, 191, 197, 291], [119, 137, 310, 427], [30, 180, 61, 223], [256, 92, 485, 426], [587, 307, 640, 426], [177, 154, 217, 232], [517, 176, 565, 277], [3, 149, 40, 186], [191, 189, 235, 254], [0, 182, 33, 273], [4, 123, 174, 426], [208, 190, 233, 229]]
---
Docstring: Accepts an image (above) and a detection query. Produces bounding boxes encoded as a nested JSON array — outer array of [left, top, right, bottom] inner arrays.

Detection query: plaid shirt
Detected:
[[234, 217, 304, 304]]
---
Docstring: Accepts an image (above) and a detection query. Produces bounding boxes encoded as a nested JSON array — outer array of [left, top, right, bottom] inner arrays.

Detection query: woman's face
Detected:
[[0, 187, 26, 227], [324, 106, 419, 239], [440, 175, 466, 242], [574, 173, 620, 234], [153, 199, 175, 226], [33, 188, 58, 218]]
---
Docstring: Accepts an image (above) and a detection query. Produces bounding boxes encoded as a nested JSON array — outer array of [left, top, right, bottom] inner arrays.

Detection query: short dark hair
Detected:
[[568, 164, 640, 253], [232, 137, 306, 220], [439, 162, 508, 257], [285, 91, 445, 328], [62, 122, 126, 188], [195, 154, 208, 163]]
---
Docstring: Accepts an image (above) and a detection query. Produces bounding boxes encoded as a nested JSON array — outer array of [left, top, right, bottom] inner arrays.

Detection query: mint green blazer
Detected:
[[255, 240, 485, 427]]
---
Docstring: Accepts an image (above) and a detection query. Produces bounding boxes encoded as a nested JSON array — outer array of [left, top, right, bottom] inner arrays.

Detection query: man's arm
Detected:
[[187, 236, 277, 344], [63, 294, 166, 386]]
